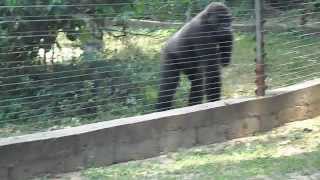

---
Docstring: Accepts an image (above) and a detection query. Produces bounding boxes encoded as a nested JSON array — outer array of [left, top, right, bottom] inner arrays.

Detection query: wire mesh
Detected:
[[263, 0, 320, 89], [0, 0, 318, 137]]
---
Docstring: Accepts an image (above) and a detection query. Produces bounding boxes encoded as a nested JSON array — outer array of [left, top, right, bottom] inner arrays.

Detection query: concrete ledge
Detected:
[[1, 79, 320, 180]]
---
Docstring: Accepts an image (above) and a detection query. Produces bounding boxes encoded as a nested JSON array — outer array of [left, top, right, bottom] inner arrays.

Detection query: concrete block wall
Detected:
[[1, 79, 320, 180]]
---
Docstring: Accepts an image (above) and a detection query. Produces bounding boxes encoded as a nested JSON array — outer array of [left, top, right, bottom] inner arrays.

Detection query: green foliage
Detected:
[[0, 51, 159, 125], [0, 0, 132, 66]]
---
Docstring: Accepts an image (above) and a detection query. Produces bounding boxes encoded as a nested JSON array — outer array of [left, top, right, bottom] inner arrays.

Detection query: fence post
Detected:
[[254, 0, 267, 96]]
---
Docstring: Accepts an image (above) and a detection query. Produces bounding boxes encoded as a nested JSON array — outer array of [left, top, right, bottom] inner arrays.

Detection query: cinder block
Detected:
[[0, 144, 21, 165], [114, 121, 162, 144], [78, 129, 115, 167], [0, 167, 8, 180], [258, 113, 280, 131], [25, 136, 79, 162], [226, 117, 260, 139], [308, 102, 320, 118], [197, 124, 228, 145], [160, 129, 197, 152], [115, 139, 160, 163], [277, 106, 310, 124], [8, 158, 69, 180], [161, 114, 192, 131]]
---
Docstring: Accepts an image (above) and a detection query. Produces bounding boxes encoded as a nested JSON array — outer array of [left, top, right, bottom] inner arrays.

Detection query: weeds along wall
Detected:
[[0, 0, 319, 137]]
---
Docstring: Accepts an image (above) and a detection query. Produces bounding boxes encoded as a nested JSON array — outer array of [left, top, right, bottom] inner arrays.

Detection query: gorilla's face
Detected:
[[204, 4, 232, 31], [216, 13, 232, 30]]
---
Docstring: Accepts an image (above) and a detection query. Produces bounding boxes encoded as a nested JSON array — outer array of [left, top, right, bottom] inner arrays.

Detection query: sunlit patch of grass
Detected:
[[104, 29, 171, 61]]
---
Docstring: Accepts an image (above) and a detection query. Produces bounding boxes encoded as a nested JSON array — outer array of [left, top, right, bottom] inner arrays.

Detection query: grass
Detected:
[[40, 116, 320, 180], [265, 31, 320, 88]]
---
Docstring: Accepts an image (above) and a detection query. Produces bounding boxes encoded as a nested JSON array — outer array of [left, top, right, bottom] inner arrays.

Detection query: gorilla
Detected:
[[156, 2, 233, 111]]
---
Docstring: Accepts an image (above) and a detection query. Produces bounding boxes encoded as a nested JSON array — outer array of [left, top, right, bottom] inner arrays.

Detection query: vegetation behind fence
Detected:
[[0, 0, 320, 137]]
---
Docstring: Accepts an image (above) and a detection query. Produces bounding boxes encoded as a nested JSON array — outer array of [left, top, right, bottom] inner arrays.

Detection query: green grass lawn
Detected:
[[38, 116, 320, 180]]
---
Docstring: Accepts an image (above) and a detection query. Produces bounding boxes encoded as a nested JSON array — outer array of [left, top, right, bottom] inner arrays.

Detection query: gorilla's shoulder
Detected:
[[208, 2, 229, 8], [178, 19, 202, 35]]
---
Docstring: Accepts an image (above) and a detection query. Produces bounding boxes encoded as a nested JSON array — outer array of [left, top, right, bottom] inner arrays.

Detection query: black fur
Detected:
[[156, 2, 233, 111]]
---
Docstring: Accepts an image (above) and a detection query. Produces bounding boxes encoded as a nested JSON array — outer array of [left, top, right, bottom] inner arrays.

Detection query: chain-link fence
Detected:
[[0, 0, 319, 137]]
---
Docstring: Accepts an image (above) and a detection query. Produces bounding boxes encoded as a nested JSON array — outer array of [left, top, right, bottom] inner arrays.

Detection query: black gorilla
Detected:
[[156, 2, 233, 111]]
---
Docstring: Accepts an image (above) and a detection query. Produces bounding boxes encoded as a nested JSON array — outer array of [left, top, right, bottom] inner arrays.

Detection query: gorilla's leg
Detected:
[[156, 64, 180, 111], [185, 67, 204, 106], [205, 64, 222, 102]]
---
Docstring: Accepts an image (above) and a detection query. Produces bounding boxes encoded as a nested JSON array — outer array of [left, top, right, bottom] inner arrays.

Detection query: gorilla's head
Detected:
[[201, 2, 232, 30]]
